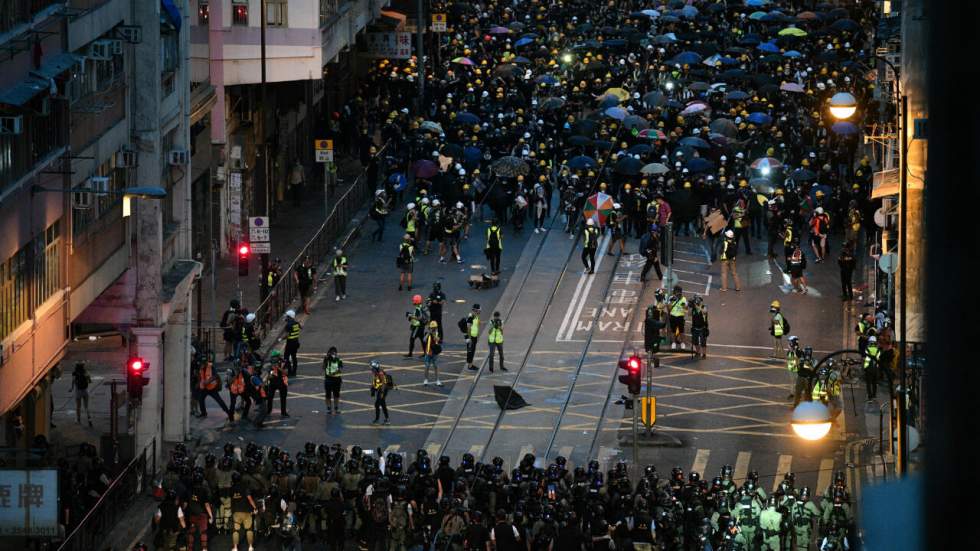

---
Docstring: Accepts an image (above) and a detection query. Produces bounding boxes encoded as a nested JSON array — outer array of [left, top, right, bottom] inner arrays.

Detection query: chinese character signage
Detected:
[[363, 32, 412, 60], [431, 14, 447, 32], [0, 470, 58, 537]]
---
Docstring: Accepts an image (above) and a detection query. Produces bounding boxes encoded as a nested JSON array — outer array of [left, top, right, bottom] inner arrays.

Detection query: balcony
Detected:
[[70, 77, 126, 152], [0, 102, 68, 196], [1, 0, 63, 36]]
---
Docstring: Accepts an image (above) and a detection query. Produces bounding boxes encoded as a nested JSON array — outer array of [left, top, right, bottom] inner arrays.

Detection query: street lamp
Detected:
[[791, 400, 833, 441], [828, 91, 858, 120]]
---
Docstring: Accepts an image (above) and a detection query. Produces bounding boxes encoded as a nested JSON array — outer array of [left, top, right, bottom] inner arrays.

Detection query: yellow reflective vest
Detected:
[[488, 322, 503, 344]]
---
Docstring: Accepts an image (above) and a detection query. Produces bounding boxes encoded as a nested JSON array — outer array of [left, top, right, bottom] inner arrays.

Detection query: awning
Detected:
[[161, 0, 182, 32], [30, 52, 84, 80], [872, 168, 899, 199], [0, 76, 50, 107], [377, 10, 407, 30]]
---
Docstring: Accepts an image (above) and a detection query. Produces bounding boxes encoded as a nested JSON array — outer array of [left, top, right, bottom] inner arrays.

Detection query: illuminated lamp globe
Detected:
[[791, 400, 833, 441], [828, 92, 858, 120]]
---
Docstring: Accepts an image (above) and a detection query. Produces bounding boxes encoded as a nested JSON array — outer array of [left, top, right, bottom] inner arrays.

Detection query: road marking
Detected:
[[691, 449, 711, 477], [773, 455, 793, 492], [383, 444, 401, 456], [517, 445, 535, 469], [704, 275, 712, 296], [559, 234, 611, 341], [425, 443, 441, 458], [733, 452, 751, 485], [598, 446, 617, 472], [558, 446, 574, 462], [468, 444, 485, 459], [816, 458, 835, 495]]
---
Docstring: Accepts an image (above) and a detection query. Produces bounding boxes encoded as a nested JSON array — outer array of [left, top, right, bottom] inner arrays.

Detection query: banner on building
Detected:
[[0, 469, 58, 537], [363, 32, 413, 60]]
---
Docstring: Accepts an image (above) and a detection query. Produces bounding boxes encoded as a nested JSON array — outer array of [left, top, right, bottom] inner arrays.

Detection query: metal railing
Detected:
[[55, 438, 156, 551], [253, 140, 391, 337]]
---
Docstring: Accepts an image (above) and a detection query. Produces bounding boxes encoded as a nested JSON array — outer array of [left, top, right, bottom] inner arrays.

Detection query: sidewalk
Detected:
[[198, 154, 366, 328]]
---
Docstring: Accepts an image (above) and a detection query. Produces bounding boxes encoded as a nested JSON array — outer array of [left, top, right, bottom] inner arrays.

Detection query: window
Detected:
[[232, 0, 248, 26], [197, 0, 209, 25], [320, 0, 339, 27], [267, 0, 287, 27], [0, 220, 62, 341], [160, 28, 179, 96], [73, 155, 126, 237]]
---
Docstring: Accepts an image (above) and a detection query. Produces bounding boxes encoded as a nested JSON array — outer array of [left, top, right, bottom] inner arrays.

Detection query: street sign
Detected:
[[431, 13, 447, 32], [878, 252, 898, 274], [314, 139, 333, 151], [316, 149, 334, 163], [250, 241, 271, 254], [363, 32, 413, 59], [0, 469, 58, 537], [640, 396, 656, 427], [248, 216, 270, 243]]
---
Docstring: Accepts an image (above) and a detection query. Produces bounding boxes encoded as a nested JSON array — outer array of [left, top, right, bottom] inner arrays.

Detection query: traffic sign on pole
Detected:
[[640, 397, 656, 427], [315, 139, 334, 163], [431, 13, 447, 32]]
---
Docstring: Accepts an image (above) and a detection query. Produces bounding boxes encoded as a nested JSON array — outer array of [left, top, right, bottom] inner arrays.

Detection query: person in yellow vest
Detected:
[[485, 220, 503, 275], [731, 196, 752, 255], [422, 321, 442, 387], [370, 360, 392, 425], [719, 230, 742, 292], [813, 367, 843, 420], [487, 311, 507, 373], [582, 218, 600, 274], [465, 304, 481, 371], [322, 346, 343, 414], [405, 294, 427, 358], [785, 336, 808, 405], [332, 248, 347, 302], [769, 300, 788, 358], [404, 202, 419, 241], [277, 309, 302, 376], [863, 335, 881, 403], [759, 495, 783, 551], [667, 285, 688, 350], [397, 234, 415, 291]]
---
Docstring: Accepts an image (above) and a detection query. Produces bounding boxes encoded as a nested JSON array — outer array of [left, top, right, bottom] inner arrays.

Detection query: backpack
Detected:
[[390, 501, 409, 531], [781, 315, 791, 334], [371, 495, 388, 524], [457, 317, 469, 334]]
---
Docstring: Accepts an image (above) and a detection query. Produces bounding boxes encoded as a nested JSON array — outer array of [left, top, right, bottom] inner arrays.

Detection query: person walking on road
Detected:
[[863, 335, 881, 404], [370, 189, 390, 242], [667, 285, 688, 350], [487, 311, 507, 373], [295, 255, 317, 314], [70, 362, 93, 426], [719, 230, 742, 292], [838, 241, 856, 301], [422, 321, 443, 386], [405, 294, 427, 358], [289, 159, 305, 206], [582, 218, 600, 274], [322, 346, 343, 414], [220, 299, 242, 361], [769, 301, 789, 358], [607, 203, 627, 256], [197, 359, 232, 420], [485, 220, 503, 275], [266, 352, 289, 418], [787, 246, 808, 294], [370, 360, 392, 425], [428, 282, 446, 341], [278, 309, 302, 376], [809, 207, 831, 262], [464, 304, 482, 371], [332, 248, 348, 301], [397, 234, 415, 291], [639, 224, 663, 282], [690, 296, 709, 359]]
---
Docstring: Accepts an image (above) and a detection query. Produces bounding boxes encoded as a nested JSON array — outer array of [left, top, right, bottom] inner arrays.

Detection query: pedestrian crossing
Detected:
[[773, 454, 793, 492], [733, 451, 752, 485]]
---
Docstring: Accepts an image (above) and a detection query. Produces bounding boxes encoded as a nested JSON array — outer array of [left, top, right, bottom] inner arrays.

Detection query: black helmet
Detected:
[[671, 466, 684, 482], [439, 455, 451, 467], [587, 460, 600, 474], [721, 464, 733, 479], [204, 452, 216, 467], [219, 456, 233, 471], [555, 455, 567, 468], [351, 446, 363, 460], [492, 456, 504, 469], [800, 487, 811, 500], [689, 471, 701, 484], [433, 281, 442, 291], [522, 453, 536, 467], [305, 441, 316, 455], [416, 449, 428, 463], [223, 442, 235, 457], [747, 470, 759, 484], [644, 464, 657, 477]]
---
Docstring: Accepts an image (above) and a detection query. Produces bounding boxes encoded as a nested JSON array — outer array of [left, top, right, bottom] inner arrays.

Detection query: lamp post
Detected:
[[791, 400, 833, 441], [828, 63, 909, 475]]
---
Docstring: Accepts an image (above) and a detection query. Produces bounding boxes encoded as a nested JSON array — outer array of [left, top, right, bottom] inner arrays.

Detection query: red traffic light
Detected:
[[129, 358, 145, 373], [627, 356, 641, 371], [239, 244, 250, 256]]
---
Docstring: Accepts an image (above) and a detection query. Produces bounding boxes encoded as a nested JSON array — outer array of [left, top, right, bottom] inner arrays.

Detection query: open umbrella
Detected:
[[681, 101, 710, 116], [568, 155, 598, 170], [388, 172, 408, 192], [709, 118, 738, 137], [686, 158, 715, 173], [540, 97, 565, 110], [751, 157, 783, 172], [534, 74, 559, 85], [671, 51, 702, 65], [603, 87, 630, 101], [688, 81, 711, 92], [512, 56, 532, 64], [514, 37, 535, 47], [783, 50, 803, 58], [830, 18, 859, 32], [420, 121, 444, 134], [463, 146, 482, 164], [780, 82, 805, 93], [641, 9, 660, 18], [440, 143, 464, 158], [757, 41, 781, 53], [493, 385, 529, 410], [492, 156, 530, 177], [790, 168, 817, 181], [568, 135, 592, 147], [725, 90, 750, 101], [454, 112, 480, 125], [489, 26, 511, 34], [641, 163, 669, 175], [622, 115, 649, 130], [778, 26, 808, 37], [591, 140, 614, 151], [831, 121, 859, 135], [638, 128, 668, 140], [748, 11, 767, 20], [572, 119, 597, 136], [452, 57, 475, 66], [642, 91, 667, 107], [412, 160, 438, 179], [628, 143, 653, 155], [604, 106, 629, 121], [597, 94, 621, 109], [583, 192, 616, 225], [745, 0, 770, 6], [747, 112, 773, 125], [679, 136, 710, 149], [614, 156, 644, 176]]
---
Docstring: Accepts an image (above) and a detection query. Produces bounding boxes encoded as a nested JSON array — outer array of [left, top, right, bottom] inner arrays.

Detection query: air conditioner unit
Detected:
[[110, 39, 123, 56], [118, 25, 142, 44], [116, 149, 138, 168], [0, 115, 23, 135], [87, 176, 110, 195], [89, 40, 113, 60], [169, 149, 190, 166]]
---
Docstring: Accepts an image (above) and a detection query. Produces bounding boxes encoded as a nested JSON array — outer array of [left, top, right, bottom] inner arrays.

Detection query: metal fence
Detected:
[[252, 141, 391, 337], [55, 438, 156, 551]]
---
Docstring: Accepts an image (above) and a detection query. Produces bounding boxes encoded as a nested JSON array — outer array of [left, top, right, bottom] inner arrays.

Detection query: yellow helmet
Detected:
[[739, 179, 748, 188], [815, 190, 825, 197], [599, 182, 607, 191], [771, 300, 781, 309], [624, 183, 632, 191]]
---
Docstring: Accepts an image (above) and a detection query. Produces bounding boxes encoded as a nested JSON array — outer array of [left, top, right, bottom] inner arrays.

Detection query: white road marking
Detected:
[[517, 445, 535, 469], [704, 275, 712, 296], [384, 444, 401, 455], [558, 446, 575, 463], [774, 455, 793, 492], [468, 444, 485, 459], [691, 449, 711, 477], [733, 451, 752, 485], [561, 235, 612, 341], [425, 443, 441, 458], [816, 458, 835, 495]]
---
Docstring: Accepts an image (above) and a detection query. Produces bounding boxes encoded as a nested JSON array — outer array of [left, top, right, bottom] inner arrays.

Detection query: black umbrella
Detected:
[[494, 385, 529, 410], [642, 91, 667, 107], [572, 119, 598, 136], [539, 97, 565, 110], [440, 143, 464, 158], [614, 156, 644, 176], [622, 115, 650, 130], [492, 156, 530, 177], [568, 135, 592, 147]]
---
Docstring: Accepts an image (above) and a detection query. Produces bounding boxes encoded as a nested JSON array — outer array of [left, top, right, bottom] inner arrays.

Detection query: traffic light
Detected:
[[644, 305, 665, 353], [238, 243, 250, 276], [127, 356, 150, 402], [618, 355, 642, 395]]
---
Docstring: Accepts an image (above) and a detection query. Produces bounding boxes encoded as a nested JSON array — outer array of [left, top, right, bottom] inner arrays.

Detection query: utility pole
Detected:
[[416, 0, 425, 110], [258, 0, 270, 278]]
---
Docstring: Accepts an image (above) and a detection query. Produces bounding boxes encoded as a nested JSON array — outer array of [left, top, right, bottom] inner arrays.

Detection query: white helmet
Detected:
[[421, 197, 430, 205], [458, 168, 466, 176], [375, 189, 384, 196], [245, 313, 256, 323], [868, 335, 878, 344], [736, 152, 744, 159], [407, 202, 416, 209], [725, 230, 735, 238], [586, 218, 595, 226], [456, 201, 464, 209], [432, 199, 441, 206], [815, 207, 824, 214], [720, 155, 727, 161], [285, 310, 296, 319], [523, 132, 531, 139], [432, 150, 439, 157], [613, 203, 621, 209]]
